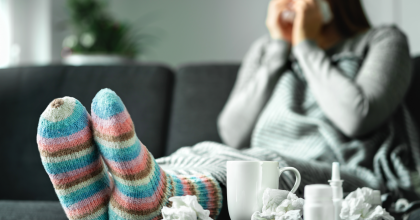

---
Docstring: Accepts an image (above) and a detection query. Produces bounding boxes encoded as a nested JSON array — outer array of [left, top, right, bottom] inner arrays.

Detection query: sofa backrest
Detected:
[[165, 56, 420, 156], [0, 65, 174, 201], [165, 64, 239, 156]]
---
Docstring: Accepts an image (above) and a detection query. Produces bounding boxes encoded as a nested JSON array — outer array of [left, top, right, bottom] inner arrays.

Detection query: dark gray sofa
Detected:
[[0, 58, 419, 219]]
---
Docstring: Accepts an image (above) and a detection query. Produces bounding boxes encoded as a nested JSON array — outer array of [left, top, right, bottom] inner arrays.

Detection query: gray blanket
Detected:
[[157, 141, 382, 196]]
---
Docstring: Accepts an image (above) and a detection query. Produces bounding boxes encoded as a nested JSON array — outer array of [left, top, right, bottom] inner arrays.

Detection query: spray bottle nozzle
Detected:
[[329, 162, 343, 199], [331, 162, 341, 181]]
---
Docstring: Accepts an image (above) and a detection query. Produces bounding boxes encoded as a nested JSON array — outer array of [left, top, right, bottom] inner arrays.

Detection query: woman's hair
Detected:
[[326, 0, 371, 37]]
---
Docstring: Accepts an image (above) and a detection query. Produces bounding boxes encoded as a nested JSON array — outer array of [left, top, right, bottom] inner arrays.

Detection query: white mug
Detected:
[[226, 161, 301, 220]]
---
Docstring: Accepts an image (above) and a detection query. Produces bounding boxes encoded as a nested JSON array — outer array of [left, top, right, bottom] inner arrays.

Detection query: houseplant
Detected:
[[62, 0, 149, 65]]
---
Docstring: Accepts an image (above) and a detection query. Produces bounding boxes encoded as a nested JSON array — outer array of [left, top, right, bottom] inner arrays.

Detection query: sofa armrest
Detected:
[[406, 57, 420, 127]]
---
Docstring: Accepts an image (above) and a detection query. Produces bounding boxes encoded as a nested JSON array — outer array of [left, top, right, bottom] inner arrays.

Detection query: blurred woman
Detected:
[[218, 0, 418, 197]]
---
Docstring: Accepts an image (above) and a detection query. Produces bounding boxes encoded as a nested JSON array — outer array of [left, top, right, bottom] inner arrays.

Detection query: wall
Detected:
[[9, 0, 51, 65], [363, 0, 420, 56], [49, 0, 271, 66], [0, 0, 11, 67], [400, 0, 420, 56], [106, 0, 271, 66], [51, 0, 70, 63], [13, 0, 420, 66]]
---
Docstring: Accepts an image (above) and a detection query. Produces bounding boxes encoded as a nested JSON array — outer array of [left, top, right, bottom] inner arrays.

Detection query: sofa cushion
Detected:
[[0, 200, 67, 220], [0, 65, 174, 201], [165, 64, 239, 156]]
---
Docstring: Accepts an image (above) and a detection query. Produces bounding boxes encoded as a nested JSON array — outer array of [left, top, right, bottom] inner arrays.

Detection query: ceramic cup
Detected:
[[226, 161, 301, 220]]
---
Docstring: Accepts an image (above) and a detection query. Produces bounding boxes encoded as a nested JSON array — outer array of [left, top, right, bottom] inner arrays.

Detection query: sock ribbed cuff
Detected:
[[171, 174, 223, 217]]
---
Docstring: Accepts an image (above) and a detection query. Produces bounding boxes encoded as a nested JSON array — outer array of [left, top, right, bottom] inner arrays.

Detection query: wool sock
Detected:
[[37, 97, 113, 220], [91, 88, 222, 220]]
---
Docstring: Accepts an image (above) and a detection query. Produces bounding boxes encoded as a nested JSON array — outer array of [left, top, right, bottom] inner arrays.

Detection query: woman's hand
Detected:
[[266, 0, 293, 42], [292, 0, 323, 46]]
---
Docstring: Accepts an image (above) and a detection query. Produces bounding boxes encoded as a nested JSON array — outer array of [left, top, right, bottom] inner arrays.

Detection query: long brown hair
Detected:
[[326, 0, 371, 37]]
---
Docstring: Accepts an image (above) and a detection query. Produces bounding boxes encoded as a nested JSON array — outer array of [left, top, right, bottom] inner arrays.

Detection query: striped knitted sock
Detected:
[[91, 88, 222, 220], [36, 97, 113, 220]]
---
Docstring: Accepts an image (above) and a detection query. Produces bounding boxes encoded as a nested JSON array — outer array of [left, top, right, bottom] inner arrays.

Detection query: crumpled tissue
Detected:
[[251, 188, 304, 220], [340, 187, 394, 220], [162, 195, 213, 220]]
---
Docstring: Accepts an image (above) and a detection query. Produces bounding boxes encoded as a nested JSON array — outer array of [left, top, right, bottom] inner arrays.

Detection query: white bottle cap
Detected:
[[331, 162, 341, 181], [372, 190, 382, 206], [305, 184, 333, 202]]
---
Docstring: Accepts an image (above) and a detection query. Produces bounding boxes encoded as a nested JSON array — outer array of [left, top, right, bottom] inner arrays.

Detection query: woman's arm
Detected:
[[217, 35, 290, 149], [292, 26, 412, 137]]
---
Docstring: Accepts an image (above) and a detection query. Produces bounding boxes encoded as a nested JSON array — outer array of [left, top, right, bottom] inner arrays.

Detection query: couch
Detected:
[[0, 58, 419, 219], [0, 63, 238, 219]]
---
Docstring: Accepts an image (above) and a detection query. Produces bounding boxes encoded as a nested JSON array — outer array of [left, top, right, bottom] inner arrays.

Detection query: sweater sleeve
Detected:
[[292, 26, 412, 138], [217, 35, 291, 149]]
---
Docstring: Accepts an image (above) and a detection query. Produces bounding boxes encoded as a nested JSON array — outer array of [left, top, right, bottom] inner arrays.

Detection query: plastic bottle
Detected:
[[328, 162, 344, 220], [371, 190, 382, 206], [304, 184, 335, 220]]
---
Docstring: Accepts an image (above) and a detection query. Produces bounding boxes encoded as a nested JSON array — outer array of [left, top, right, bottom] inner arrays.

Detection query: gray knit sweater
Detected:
[[218, 25, 413, 150]]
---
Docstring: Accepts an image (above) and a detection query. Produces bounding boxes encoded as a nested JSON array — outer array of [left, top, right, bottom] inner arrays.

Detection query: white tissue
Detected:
[[340, 187, 394, 220], [162, 205, 197, 220], [276, 210, 303, 220], [262, 189, 290, 213], [252, 212, 275, 220], [251, 189, 304, 220], [162, 195, 213, 220]]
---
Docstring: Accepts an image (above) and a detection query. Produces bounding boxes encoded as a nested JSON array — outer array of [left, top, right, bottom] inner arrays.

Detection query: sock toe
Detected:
[[92, 88, 125, 120], [38, 97, 89, 139]]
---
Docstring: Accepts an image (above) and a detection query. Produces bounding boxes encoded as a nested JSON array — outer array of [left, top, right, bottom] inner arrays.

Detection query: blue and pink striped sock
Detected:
[[36, 97, 112, 219], [91, 88, 222, 219]]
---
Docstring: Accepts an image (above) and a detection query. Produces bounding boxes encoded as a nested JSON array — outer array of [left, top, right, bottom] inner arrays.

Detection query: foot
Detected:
[[37, 97, 112, 220], [91, 88, 222, 219]]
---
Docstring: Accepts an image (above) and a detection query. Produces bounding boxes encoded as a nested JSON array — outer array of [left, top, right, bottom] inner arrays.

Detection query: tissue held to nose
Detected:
[[281, 0, 333, 24]]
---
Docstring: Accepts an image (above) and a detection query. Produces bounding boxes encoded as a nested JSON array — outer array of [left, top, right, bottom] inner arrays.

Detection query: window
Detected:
[[0, 0, 11, 68]]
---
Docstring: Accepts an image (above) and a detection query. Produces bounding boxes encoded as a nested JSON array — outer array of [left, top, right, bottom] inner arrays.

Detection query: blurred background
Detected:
[[0, 0, 419, 67]]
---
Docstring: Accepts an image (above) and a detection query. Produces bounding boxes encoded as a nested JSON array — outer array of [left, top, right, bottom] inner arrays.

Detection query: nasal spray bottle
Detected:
[[304, 184, 335, 220], [328, 162, 343, 220]]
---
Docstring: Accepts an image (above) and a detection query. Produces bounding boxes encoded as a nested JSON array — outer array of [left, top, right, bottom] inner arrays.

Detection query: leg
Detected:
[[36, 97, 112, 219], [91, 89, 222, 219]]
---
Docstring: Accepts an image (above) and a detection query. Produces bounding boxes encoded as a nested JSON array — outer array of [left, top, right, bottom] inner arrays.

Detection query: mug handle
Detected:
[[279, 167, 301, 194]]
